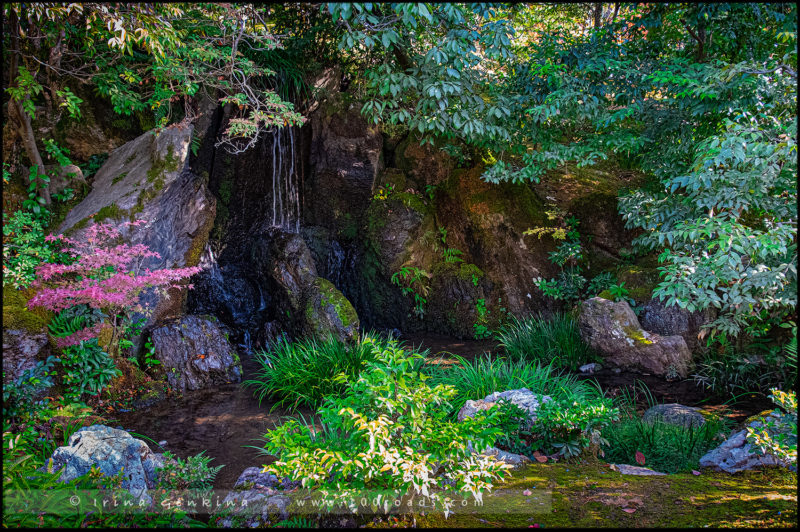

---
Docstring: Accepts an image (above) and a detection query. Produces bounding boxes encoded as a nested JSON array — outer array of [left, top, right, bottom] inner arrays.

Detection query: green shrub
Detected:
[[425, 354, 604, 416], [60, 339, 121, 401], [495, 313, 596, 371], [244, 332, 425, 410], [2, 210, 55, 289], [602, 415, 731, 474], [2, 356, 59, 421], [261, 344, 511, 514], [156, 450, 224, 490], [747, 389, 797, 466], [692, 342, 794, 398]]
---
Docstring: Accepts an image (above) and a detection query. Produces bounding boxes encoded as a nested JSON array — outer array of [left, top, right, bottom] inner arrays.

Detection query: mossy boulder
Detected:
[[577, 297, 692, 377], [2, 286, 53, 384], [303, 277, 360, 343]]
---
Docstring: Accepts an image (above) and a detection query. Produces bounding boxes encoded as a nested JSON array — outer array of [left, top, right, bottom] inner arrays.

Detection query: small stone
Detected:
[[158, 440, 168, 447], [579, 363, 600, 374], [613, 464, 667, 476], [643, 404, 706, 429]]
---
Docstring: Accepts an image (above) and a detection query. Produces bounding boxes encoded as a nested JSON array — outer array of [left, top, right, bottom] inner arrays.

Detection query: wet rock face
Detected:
[[577, 297, 692, 378], [47, 425, 165, 497], [149, 315, 241, 393], [256, 229, 360, 343]]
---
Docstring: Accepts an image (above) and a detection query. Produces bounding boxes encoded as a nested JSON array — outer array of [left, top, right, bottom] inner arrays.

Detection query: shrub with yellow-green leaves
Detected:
[[261, 342, 512, 516]]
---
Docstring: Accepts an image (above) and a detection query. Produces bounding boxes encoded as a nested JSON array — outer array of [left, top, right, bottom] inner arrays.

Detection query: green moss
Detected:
[[3, 305, 47, 333], [597, 290, 613, 300], [393, 192, 429, 214], [124, 153, 137, 166], [616, 265, 660, 304], [218, 178, 234, 205], [339, 213, 358, 240], [184, 206, 216, 267], [622, 324, 653, 345], [410, 461, 797, 529], [146, 144, 179, 186], [111, 172, 128, 185], [94, 203, 124, 222], [315, 277, 358, 329], [457, 263, 484, 283]]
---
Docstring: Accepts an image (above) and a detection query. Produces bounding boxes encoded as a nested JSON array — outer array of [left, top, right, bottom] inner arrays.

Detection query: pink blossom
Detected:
[[29, 221, 202, 343]]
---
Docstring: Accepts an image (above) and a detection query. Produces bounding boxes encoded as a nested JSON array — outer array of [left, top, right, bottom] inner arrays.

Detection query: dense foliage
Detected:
[[262, 344, 511, 515], [333, 2, 797, 340]]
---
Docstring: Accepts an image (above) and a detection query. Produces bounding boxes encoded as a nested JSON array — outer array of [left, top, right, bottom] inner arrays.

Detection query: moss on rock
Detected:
[[315, 277, 358, 329], [2, 286, 51, 333]]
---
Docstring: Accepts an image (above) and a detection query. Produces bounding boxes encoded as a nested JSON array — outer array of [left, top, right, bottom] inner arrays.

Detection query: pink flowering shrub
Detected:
[[28, 220, 201, 350]]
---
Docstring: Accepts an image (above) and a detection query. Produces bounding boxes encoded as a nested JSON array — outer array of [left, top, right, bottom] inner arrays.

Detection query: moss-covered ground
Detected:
[[392, 461, 797, 528]]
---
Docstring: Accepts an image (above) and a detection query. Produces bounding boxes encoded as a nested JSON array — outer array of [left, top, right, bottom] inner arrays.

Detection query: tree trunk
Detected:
[[594, 3, 602, 28], [7, 7, 51, 206], [9, 100, 52, 206]]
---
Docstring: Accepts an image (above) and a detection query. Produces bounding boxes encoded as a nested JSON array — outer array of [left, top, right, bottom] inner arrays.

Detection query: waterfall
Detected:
[[270, 126, 301, 233]]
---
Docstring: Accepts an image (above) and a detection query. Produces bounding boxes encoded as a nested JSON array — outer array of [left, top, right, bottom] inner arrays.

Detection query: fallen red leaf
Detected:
[[622, 508, 636, 513], [635, 451, 646, 465], [692, 470, 701, 475], [533, 451, 548, 463]]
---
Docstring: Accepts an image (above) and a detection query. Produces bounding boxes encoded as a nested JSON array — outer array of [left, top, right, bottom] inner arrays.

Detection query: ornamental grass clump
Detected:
[[495, 312, 596, 371], [261, 344, 512, 517], [244, 332, 427, 410]]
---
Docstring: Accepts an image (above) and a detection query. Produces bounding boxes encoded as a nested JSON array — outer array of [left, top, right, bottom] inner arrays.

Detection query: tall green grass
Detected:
[[602, 380, 732, 473], [602, 416, 731, 474], [495, 312, 595, 371], [425, 354, 604, 416], [243, 332, 427, 411]]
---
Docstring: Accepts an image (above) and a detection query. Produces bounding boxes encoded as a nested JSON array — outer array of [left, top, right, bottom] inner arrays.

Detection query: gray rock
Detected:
[[47, 425, 165, 498], [232, 467, 279, 490], [579, 362, 600, 374], [577, 297, 692, 378], [458, 388, 552, 425], [613, 464, 667, 476], [480, 446, 531, 466], [217, 467, 290, 527], [254, 228, 359, 343], [44, 164, 86, 197], [2, 329, 49, 384], [643, 404, 706, 429], [58, 126, 217, 329], [639, 297, 714, 352], [150, 315, 242, 393], [699, 416, 790, 473]]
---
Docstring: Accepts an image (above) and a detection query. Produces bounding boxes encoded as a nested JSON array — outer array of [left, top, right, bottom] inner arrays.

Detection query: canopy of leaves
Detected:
[[333, 3, 797, 337]]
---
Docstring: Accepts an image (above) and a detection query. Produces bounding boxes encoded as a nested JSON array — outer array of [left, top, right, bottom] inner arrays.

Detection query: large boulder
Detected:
[[639, 297, 713, 352], [149, 315, 242, 393], [699, 414, 790, 473], [577, 297, 692, 378], [59, 126, 217, 326], [47, 425, 165, 497], [303, 278, 360, 343], [643, 404, 706, 429], [255, 229, 360, 343]]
